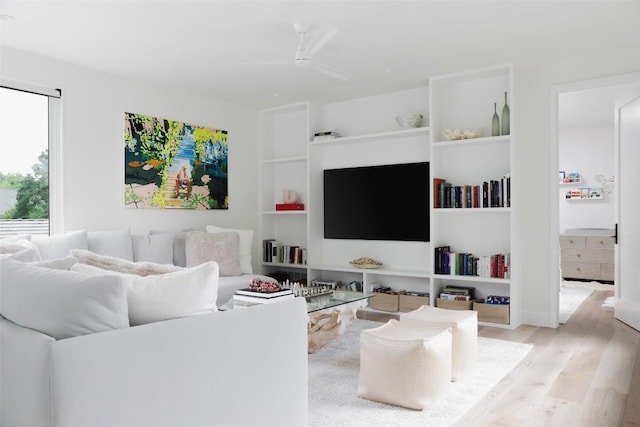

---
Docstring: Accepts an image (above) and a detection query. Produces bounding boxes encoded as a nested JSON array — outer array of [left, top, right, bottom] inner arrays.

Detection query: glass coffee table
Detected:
[[306, 291, 373, 353]]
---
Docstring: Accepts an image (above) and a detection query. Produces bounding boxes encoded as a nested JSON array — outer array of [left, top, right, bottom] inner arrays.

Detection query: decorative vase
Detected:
[[501, 91, 510, 135], [282, 189, 297, 203], [492, 103, 500, 136]]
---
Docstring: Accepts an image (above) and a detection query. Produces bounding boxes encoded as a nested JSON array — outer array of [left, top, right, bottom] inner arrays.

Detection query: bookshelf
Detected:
[[429, 64, 518, 328], [258, 102, 320, 279], [258, 71, 519, 327]]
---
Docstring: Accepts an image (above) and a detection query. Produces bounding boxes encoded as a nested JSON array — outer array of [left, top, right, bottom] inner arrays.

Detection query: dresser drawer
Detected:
[[562, 262, 601, 280], [601, 263, 614, 280], [560, 235, 586, 248], [586, 236, 615, 249], [562, 248, 614, 264]]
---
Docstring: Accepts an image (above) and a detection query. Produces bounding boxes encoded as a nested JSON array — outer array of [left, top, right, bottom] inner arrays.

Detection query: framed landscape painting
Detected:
[[124, 112, 228, 209]]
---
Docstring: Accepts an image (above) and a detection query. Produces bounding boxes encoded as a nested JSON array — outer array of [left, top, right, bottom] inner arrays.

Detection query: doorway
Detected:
[[552, 74, 640, 325]]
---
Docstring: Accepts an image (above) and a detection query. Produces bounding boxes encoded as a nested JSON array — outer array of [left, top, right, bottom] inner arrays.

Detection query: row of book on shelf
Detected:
[[434, 246, 510, 279], [433, 174, 510, 209], [439, 285, 509, 305], [262, 239, 307, 265]]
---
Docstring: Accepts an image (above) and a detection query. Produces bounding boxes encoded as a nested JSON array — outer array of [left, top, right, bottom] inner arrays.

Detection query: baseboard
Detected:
[[521, 309, 557, 328], [615, 298, 640, 331]]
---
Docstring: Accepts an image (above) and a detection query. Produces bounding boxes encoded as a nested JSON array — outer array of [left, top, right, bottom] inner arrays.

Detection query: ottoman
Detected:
[[357, 319, 452, 410], [400, 305, 477, 381]]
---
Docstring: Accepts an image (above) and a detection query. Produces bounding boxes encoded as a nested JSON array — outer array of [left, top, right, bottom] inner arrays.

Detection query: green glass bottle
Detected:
[[501, 91, 510, 135], [492, 102, 500, 136]]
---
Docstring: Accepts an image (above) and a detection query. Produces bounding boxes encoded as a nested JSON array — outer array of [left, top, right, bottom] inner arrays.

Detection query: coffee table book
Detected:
[[233, 294, 296, 304], [236, 288, 294, 298]]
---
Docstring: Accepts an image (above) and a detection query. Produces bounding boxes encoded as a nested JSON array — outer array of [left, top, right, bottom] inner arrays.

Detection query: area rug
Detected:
[[308, 319, 532, 427], [559, 283, 593, 324]]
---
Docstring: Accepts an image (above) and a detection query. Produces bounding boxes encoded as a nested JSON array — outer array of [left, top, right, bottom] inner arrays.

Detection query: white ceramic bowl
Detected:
[[395, 113, 423, 129]]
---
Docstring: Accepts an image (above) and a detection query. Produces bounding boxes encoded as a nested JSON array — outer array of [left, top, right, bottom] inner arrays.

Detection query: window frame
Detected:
[[1, 80, 62, 234]]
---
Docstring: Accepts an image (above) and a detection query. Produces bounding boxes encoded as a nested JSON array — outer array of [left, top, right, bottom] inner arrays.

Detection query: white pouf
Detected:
[[357, 319, 452, 410], [400, 305, 477, 381]]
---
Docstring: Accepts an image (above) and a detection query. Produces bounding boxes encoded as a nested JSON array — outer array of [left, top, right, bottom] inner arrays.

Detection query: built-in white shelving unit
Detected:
[[429, 64, 518, 328], [259, 70, 519, 328]]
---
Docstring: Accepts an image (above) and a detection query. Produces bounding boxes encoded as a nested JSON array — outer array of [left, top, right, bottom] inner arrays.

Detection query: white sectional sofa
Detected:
[[1, 226, 274, 308], [0, 227, 309, 427]]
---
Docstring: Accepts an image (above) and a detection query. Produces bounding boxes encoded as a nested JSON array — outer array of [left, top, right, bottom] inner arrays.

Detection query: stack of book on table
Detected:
[[232, 287, 295, 306]]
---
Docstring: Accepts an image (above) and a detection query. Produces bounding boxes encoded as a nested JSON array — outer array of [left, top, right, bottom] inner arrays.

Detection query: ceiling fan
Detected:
[[233, 23, 350, 82]]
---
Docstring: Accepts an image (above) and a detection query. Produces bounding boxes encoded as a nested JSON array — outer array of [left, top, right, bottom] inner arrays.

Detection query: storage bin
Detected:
[[399, 294, 430, 312], [370, 293, 399, 312], [473, 301, 510, 324], [436, 298, 475, 311]]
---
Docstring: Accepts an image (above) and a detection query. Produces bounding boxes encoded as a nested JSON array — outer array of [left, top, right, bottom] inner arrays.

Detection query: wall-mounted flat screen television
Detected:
[[323, 162, 429, 242]]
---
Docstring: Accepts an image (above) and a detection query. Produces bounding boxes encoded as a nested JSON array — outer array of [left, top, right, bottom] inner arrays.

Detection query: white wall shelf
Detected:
[[308, 264, 431, 278], [432, 207, 511, 213], [432, 134, 509, 148], [261, 156, 307, 165], [309, 126, 430, 146], [431, 274, 510, 285], [262, 262, 307, 269], [261, 210, 308, 215]]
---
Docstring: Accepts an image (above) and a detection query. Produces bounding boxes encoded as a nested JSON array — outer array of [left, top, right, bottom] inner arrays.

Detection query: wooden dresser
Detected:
[[560, 229, 615, 283]]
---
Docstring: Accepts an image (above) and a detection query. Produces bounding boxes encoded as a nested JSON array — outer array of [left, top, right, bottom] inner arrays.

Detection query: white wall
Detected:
[[558, 122, 615, 231], [3, 44, 638, 328], [0, 47, 261, 265], [513, 46, 639, 327]]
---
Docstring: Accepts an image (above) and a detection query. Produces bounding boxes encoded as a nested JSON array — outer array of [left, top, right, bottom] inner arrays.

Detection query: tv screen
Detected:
[[323, 162, 430, 242]]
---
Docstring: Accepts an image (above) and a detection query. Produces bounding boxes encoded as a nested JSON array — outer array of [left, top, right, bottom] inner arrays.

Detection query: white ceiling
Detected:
[[1, 1, 639, 110]]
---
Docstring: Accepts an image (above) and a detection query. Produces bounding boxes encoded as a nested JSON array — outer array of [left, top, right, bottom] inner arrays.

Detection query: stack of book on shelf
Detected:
[[232, 287, 295, 306], [433, 174, 510, 208], [275, 202, 304, 211], [312, 131, 342, 141], [434, 246, 510, 279], [262, 240, 307, 265], [439, 285, 475, 301]]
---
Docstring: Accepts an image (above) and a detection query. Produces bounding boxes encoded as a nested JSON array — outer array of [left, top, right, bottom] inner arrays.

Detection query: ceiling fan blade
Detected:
[[310, 63, 350, 82], [303, 26, 338, 59], [225, 59, 290, 66]]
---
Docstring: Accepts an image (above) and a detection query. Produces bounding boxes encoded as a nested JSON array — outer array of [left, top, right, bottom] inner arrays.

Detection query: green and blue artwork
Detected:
[[124, 112, 228, 209]]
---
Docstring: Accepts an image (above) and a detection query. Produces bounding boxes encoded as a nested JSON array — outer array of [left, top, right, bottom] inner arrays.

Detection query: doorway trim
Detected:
[[550, 72, 640, 326]]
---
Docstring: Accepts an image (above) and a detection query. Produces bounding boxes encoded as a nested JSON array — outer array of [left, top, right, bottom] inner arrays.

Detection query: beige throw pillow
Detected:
[[185, 231, 242, 277], [206, 225, 253, 274]]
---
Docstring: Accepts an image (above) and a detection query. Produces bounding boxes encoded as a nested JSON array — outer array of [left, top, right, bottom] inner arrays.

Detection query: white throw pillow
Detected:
[[70, 249, 182, 276], [31, 229, 88, 260], [72, 261, 220, 326], [0, 239, 42, 262], [149, 230, 188, 267], [131, 233, 175, 264], [185, 231, 242, 276], [88, 229, 134, 261], [0, 259, 130, 339], [206, 225, 254, 274], [30, 256, 79, 270]]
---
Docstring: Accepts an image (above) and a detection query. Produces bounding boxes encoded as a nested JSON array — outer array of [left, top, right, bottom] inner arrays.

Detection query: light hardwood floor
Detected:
[[360, 288, 640, 426]]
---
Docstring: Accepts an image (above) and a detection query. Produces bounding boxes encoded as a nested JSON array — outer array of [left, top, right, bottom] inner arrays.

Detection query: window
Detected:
[[0, 83, 61, 237]]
